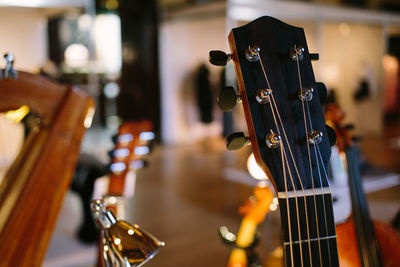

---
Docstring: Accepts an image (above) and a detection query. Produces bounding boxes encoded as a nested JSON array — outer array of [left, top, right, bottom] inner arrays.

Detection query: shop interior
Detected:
[[0, 0, 399, 266]]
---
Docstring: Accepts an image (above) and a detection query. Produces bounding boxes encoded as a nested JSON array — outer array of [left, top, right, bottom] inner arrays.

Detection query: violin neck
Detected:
[[345, 146, 383, 267], [278, 193, 339, 266]]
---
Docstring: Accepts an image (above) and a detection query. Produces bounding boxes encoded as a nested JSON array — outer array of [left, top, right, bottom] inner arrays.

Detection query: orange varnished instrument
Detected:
[[226, 184, 274, 267], [107, 121, 153, 196], [0, 69, 94, 266], [326, 103, 400, 267], [95, 120, 164, 267]]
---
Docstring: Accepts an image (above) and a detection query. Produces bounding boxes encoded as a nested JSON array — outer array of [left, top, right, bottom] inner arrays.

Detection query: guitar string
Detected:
[[259, 56, 314, 264], [264, 86, 294, 266], [313, 144, 333, 265], [280, 134, 294, 267], [258, 56, 306, 266], [302, 81, 334, 265], [294, 45, 322, 267], [268, 99, 303, 266]]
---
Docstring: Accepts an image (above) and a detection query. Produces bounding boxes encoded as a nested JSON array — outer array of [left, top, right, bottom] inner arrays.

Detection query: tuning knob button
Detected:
[[315, 82, 328, 105], [226, 132, 250, 150], [325, 125, 337, 146], [310, 53, 319, 61], [209, 50, 231, 66], [218, 86, 240, 112]]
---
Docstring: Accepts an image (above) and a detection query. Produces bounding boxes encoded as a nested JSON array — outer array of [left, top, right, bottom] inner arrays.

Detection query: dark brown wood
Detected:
[[0, 71, 94, 266], [228, 16, 338, 266]]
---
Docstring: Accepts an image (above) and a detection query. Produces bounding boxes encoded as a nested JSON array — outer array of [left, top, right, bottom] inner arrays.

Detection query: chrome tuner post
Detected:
[[265, 130, 281, 149], [298, 86, 314, 102], [290, 45, 305, 61], [245, 45, 260, 62], [308, 130, 323, 145], [4, 53, 17, 79], [255, 88, 272, 104]]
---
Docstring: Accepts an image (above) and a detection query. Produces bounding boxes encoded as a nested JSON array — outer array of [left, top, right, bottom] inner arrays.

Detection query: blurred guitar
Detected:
[[92, 121, 164, 267], [325, 103, 400, 267], [210, 16, 339, 266], [221, 183, 274, 267]]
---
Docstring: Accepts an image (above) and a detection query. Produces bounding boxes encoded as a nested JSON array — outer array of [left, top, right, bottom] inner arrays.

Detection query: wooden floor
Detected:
[[122, 128, 400, 267], [125, 140, 257, 267]]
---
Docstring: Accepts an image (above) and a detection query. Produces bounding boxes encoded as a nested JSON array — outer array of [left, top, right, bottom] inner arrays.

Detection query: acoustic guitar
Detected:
[[326, 104, 400, 267], [92, 120, 164, 267], [210, 16, 339, 266], [0, 59, 94, 265]]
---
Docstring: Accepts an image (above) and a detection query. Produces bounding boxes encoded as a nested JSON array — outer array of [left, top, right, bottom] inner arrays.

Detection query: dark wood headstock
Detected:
[[229, 16, 331, 194]]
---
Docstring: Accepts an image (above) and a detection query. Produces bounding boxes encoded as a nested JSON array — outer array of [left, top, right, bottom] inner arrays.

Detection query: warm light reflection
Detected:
[[84, 106, 95, 129], [104, 245, 109, 252], [108, 196, 117, 205], [4, 105, 30, 123], [128, 229, 134, 235], [94, 14, 122, 74], [247, 153, 268, 180], [64, 43, 89, 68], [269, 203, 278, 211], [114, 238, 121, 245]]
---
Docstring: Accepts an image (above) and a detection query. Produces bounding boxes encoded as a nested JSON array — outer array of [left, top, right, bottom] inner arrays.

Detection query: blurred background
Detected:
[[0, 0, 399, 266]]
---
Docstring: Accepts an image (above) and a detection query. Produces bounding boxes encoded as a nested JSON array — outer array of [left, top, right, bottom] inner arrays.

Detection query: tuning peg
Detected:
[[315, 82, 327, 105], [310, 53, 319, 61], [325, 125, 337, 146], [209, 50, 231, 66], [226, 132, 250, 150], [218, 86, 240, 111]]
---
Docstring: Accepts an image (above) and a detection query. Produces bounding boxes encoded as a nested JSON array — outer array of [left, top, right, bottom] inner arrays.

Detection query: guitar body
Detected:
[[337, 220, 400, 267]]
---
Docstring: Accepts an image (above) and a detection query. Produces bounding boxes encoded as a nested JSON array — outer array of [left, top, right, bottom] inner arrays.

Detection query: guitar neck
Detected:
[[279, 192, 339, 266], [345, 147, 382, 266]]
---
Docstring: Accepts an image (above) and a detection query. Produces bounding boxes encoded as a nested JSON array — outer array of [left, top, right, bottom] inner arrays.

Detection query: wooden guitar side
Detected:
[[0, 72, 94, 266]]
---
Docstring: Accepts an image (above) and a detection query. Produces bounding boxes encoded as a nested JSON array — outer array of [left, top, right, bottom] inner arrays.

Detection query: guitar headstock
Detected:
[[215, 16, 331, 194], [108, 120, 155, 195]]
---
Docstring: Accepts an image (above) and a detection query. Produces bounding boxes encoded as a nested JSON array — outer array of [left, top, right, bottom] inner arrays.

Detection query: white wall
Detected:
[[160, 16, 228, 144], [0, 7, 47, 72]]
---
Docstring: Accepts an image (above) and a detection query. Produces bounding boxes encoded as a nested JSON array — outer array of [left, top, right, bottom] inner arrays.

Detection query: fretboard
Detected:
[[279, 192, 339, 267]]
